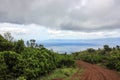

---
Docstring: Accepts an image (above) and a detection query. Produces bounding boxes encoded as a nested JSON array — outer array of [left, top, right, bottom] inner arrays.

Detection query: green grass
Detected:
[[38, 68, 78, 80], [96, 63, 108, 69], [75, 68, 84, 80]]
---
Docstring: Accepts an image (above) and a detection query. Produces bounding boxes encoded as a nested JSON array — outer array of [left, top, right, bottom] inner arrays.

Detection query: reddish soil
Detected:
[[53, 60, 120, 80], [73, 60, 120, 80]]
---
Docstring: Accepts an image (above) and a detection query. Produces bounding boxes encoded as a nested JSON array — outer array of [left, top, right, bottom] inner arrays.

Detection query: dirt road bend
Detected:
[[75, 60, 120, 80]]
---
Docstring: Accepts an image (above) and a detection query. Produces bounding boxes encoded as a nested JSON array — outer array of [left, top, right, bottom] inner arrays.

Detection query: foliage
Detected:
[[56, 54, 75, 68], [39, 68, 78, 80], [0, 34, 14, 51], [105, 51, 120, 71], [14, 39, 25, 53], [16, 76, 26, 80], [30, 39, 36, 47], [73, 45, 120, 71], [77, 53, 104, 64], [0, 33, 75, 80], [103, 45, 111, 52], [0, 51, 20, 79], [4, 32, 14, 42]]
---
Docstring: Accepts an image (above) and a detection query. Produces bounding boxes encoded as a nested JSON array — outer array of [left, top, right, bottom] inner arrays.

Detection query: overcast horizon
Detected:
[[0, 0, 120, 41]]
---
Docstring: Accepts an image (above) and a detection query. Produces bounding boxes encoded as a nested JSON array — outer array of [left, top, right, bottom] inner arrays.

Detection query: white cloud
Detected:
[[0, 0, 120, 32], [48, 29, 61, 35], [0, 0, 120, 40], [0, 23, 50, 40], [47, 28, 120, 39], [0, 23, 120, 40], [0, 23, 28, 35]]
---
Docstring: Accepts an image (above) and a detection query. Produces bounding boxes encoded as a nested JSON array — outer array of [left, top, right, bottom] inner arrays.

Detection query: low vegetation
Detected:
[[1, 32, 120, 80], [39, 68, 77, 80], [0, 32, 75, 80], [73, 45, 120, 71]]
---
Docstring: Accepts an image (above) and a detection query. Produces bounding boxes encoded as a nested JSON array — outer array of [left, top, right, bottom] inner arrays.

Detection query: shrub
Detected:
[[105, 53, 120, 71]]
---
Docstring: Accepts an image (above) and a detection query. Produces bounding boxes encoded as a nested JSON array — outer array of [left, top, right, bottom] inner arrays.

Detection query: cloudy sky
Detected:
[[0, 0, 120, 41]]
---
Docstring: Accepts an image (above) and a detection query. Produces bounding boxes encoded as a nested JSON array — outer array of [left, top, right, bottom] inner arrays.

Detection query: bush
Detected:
[[76, 53, 104, 64], [0, 51, 21, 79], [17, 76, 26, 80], [57, 54, 75, 68], [105, 53, 120, 71], [0, 34, 76, 80]]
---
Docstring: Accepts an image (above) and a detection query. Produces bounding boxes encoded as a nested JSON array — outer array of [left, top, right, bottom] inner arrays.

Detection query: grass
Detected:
[[38, 67, 78, 80], [97, 63, 106, 67], [73, 68, 84, 80]]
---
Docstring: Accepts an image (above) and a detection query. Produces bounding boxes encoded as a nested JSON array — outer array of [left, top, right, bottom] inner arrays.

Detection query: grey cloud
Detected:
[[0, 0, 120, 32]]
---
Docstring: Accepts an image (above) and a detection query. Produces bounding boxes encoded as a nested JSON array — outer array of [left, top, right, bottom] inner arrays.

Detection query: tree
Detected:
[[0, 35, 6, 42], [0, 34, 14, 51], [35, 43, 39, 48], [104, 45, 111, 52], [39, 44, 44, 48], [87, 48, 95, 53], [14, 40, 25, 53], [3, 51, 20, 71], [4, 32, 14, 42], [116, 45, 120, 50], [26, 41, 30, 47], [30, 39, 36, 47]]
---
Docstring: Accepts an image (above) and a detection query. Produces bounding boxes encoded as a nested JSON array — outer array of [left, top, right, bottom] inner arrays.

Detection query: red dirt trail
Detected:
[[53, 60, 120, 80], [72, 60, 120, 80]]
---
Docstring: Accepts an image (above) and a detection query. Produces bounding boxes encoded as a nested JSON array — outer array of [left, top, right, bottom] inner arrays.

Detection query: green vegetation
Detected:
[[1, 32, 120, 80], [39, 68, 77, 80], [0, 33, 75, 80], [73, 45, 120, 71]]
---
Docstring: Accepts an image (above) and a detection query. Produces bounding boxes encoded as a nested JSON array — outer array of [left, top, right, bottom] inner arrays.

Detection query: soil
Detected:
[[53, 60, 120, 80]]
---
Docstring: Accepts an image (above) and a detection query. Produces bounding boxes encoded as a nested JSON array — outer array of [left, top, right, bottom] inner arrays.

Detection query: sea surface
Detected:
[[40, 38, 120, 53]]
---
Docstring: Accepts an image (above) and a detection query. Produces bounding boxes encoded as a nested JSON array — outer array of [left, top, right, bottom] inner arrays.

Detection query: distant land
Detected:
[[38, 37, 120, 53]]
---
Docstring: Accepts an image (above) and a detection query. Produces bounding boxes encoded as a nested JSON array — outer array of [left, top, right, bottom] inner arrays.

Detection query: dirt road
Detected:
[[73, 60, 120, 80], [53, 60, 120, 80]]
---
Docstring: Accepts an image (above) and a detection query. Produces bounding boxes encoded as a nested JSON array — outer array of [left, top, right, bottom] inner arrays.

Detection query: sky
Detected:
[[0, 0, 120, 41]]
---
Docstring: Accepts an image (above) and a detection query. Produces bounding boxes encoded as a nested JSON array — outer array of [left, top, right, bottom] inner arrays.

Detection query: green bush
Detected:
[[57, 54, 75, 68], [105, 53, 120, 71], [0, 34, 75, 80], [78, 53, 103, 64], [73, 46, 120, 71], [0, 51, 21, 79], [17, 76, 26, 80]]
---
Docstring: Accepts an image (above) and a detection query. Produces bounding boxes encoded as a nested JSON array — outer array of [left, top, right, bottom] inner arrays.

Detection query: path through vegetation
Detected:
[[72, 60, 120, 80], [53, 60, 120, 80]]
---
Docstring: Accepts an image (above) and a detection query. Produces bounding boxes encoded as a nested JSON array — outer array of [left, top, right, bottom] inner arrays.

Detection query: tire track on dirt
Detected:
[[75, 60, 120, 80], [53, 60, 120, 80]]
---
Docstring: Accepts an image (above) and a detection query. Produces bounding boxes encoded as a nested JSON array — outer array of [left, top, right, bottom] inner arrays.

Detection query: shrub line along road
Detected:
[[54, 60, 120, 80], [72, 60, 120, 80]]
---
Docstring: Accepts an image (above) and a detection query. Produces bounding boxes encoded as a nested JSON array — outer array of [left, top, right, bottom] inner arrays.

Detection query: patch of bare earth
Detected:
[[53, 60, 120, 80], [73, 60, 120, 80]]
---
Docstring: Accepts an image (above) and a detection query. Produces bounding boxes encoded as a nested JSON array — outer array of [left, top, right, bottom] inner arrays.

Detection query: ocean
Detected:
[[40, 38, 120, 53]]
